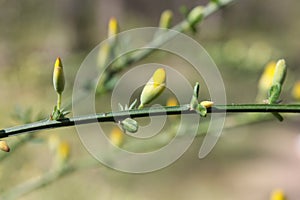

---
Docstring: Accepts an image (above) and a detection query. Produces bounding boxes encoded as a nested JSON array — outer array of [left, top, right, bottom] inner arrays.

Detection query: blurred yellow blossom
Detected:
[[292, 81, 300, 100], [48, 135, 70, 167], [258, 61, 276, 91], [166, 97, 178, 106], [110, 127, 124, 147], [270, 189, 287, 200], [58, 141, 70, 163], [256, 61, 276, 102]]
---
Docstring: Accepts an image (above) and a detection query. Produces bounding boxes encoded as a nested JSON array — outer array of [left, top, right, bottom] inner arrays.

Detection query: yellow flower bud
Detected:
[[258, 61, 276, 91], [53, 57, 65, 95], [139, 68, 166, 109], [159, 10, 173, 29], [110, 127, 124, 147], [166, 97, 178, 106], [108, 17, 119, 38], [200, 101, 214, 108], [292, 81, 300, 100], [270, 189, 287, 200], [0, 140, 10, 152]]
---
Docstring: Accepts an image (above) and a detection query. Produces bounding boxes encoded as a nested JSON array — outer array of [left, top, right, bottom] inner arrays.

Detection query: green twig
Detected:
[[1, 104, 300, 139]]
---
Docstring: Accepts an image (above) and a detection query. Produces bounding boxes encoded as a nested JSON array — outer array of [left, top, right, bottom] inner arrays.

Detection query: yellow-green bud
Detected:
[[108, 17, 119, 38], [200, 101, 214, 108], [53, 57, 65, 94], [159, 10, 173, 29], [139, 68, 166, 109], [272, 59, 287, 86], [187, 6, 204, 26]]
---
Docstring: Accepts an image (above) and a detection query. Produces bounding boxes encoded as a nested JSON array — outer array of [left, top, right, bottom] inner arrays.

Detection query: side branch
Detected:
[[1, 104, 300, 139]]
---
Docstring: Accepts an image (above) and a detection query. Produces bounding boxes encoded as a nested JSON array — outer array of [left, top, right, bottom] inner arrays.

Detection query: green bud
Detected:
[[159, 10, 173, 29], [121, 118, 138, 133], [187, 6, 204, 26], [272, 59, 287, 86]]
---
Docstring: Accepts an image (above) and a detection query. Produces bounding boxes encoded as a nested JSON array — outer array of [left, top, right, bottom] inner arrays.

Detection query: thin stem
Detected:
[[57, 93, 62, 110], [1, 104, 300, 139]]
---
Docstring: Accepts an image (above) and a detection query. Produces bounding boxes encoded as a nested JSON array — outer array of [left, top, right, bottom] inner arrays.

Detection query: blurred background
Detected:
[[0, 0, 300, 199]]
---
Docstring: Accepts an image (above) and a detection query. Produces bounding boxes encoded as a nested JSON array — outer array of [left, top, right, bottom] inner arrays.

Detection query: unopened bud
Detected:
[[272, 59, 287, 86], [139, 68, 166, 109], [53, 57, 65, 94], [108, 17, 119, 38], [200, 101, 214, 108], [159, 10, 173, 29], [187, 6, 204, 26]]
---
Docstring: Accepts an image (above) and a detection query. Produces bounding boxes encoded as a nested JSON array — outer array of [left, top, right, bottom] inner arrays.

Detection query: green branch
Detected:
[[1, 104, 300, 139]]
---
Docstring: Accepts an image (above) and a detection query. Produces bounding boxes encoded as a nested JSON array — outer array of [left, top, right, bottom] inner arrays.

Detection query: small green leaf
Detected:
[[272, 112, 284, 122], [118, 103, 124, 111], [129, 99, 138, 110], [51, 106, 70, 120], [190, 82, 200, 110], [197, 104, 207, 117], [193, 82, 200, 99], [268, 83, 281, 104]]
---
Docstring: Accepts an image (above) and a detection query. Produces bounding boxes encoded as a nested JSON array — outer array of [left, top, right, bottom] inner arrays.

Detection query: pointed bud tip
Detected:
[[108, 17, 119, 37], [55, 57, 63, 68]]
